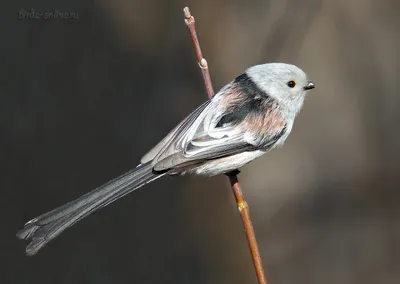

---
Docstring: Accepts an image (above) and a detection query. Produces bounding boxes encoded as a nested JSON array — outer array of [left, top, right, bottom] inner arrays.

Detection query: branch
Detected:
[[183, 7, 268, 284], [183, 8, 214, 99]]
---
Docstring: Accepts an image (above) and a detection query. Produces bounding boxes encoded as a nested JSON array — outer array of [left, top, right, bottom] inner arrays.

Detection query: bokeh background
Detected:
[[2, 0, 399, 283]]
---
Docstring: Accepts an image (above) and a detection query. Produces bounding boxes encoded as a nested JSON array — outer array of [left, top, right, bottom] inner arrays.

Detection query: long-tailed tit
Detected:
[[17, 62, 315, 255]]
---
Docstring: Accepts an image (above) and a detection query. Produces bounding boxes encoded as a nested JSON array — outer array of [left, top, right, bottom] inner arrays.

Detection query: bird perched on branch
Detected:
[[17, 62, 315, 255]]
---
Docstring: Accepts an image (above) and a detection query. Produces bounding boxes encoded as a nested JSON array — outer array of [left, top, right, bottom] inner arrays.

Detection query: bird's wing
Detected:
[[152, 131, 255, 171], [149, 94, 245, 169], [141, 83, 237, 164], [140, 100, 211, 164], [147, 88, 287, 172], [152, 120, 286, 172]]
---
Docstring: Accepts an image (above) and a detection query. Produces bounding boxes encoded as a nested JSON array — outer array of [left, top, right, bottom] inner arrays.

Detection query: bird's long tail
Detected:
[[16, 162, 163, 256]]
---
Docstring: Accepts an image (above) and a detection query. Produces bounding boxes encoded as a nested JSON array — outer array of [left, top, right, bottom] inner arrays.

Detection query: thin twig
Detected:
[[228, 174, 267, 284], [183, 7, 268, 284], [183, 7, 214, 99]]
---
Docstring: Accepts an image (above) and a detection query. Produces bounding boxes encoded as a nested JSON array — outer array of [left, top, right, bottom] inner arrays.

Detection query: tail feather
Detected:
[[16, 162, 164, 256]]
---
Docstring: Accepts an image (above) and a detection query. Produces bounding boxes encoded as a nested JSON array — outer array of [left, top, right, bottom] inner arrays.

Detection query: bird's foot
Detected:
[[225, 169, 241, 177]]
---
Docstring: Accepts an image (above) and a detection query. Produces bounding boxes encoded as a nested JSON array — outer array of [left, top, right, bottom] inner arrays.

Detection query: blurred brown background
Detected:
[[1, 0, 399, 283]]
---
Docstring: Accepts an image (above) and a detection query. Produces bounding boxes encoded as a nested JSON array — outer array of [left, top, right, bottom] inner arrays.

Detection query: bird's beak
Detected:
[[303, 81, 315, 90]]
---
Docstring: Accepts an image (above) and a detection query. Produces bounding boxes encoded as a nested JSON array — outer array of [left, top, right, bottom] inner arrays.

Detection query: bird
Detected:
[[16, 62, 315, 256]]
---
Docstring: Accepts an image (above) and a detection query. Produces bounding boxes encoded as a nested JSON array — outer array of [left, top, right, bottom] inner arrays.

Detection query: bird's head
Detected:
[[246, 63, 315, 115]]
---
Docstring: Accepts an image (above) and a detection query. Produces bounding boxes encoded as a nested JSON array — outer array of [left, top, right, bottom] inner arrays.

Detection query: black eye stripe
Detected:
[[287, 80, 296, 88]]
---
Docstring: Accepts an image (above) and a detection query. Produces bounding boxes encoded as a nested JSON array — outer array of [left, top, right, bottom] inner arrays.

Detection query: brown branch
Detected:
[[228, 174, 267, 284], [183, 8, 214, 99], [183, 7, 268, 284]]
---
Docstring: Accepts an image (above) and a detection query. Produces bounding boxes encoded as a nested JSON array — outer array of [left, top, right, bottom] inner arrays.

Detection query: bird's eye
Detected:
[[287, 80, 296, 88]]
